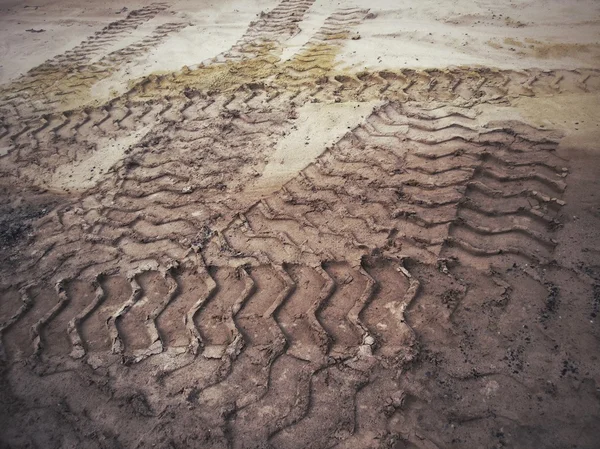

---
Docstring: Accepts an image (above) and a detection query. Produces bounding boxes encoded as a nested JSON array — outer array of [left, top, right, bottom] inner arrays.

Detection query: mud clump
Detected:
[[540, 283, 559, 322], [592, 283, 600, 319], [441, 288, 463, 310]]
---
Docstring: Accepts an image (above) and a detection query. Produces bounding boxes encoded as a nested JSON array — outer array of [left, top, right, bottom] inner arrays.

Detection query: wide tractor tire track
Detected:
[[0, 0, 598, 447], [0, 3, 176, 125]]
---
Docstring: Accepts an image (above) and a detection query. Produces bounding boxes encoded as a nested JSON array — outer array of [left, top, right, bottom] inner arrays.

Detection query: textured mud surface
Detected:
[[1, 1, 600, 448]]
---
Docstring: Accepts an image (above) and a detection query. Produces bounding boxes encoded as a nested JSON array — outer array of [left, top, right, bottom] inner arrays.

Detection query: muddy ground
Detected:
[[0, 1, 599, 448]]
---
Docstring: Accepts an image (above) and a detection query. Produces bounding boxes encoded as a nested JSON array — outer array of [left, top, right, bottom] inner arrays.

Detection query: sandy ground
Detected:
[[0, 0, 599, 448], [2, 0, 599, 88]]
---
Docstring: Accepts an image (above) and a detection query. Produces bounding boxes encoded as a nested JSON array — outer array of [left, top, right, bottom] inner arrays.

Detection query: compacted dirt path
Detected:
[[0, 1, 599, 448]]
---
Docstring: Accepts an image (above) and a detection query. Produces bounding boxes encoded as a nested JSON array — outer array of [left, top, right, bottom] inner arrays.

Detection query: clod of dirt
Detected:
[[127, 393, 154, 417], [592, 283, 600, 319], [441, 289, 463, 310], [540, 283, 560, 322]]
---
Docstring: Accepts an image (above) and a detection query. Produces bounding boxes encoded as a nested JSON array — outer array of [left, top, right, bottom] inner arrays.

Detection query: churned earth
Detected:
[[0, 0, 599, 448]]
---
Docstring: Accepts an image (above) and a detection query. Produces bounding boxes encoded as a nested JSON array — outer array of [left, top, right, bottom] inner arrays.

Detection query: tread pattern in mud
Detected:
[[212, 101, 565, 268], [0, 1, 595, 447], [0, 100, 568, 449], [218, 0, 316, 62], [0, 258, 418, 447], [278, 8, 370, 87], [0, 2, 189, 139], [42, 4, 170, 68]]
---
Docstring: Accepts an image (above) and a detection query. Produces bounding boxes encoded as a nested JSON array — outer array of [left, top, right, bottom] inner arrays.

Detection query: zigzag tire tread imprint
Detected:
[[1, 0, 599, 448]]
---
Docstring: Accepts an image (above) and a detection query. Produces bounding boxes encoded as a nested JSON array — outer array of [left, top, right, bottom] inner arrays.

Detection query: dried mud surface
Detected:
[[1, 1, 600, 448]]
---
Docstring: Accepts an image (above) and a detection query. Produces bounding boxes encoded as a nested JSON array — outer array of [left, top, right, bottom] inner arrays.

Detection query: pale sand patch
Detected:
[[3, 0, 599, 102], [252, 100, 382, 194], [336, 0, 600, 71], [514, 93, 600, 153]]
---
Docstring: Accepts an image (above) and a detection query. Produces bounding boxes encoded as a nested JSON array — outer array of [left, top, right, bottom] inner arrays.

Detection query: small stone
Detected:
[[391, 391, 405, 407], [203, 345, 226, 359]]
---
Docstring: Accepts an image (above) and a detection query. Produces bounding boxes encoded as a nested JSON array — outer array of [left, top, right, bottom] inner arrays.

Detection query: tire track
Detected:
[[0, 1, 588, 446], [0, 3, 172, 120]]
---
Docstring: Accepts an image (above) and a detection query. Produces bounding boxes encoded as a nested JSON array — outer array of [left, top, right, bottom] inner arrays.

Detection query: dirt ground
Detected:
[[1, 1, 600, 448]]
